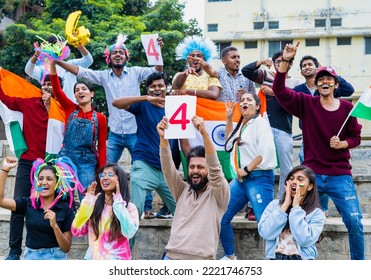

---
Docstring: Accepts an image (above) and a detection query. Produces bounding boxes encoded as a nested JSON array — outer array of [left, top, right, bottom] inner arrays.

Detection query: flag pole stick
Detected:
[[337, 114, 351, 137]]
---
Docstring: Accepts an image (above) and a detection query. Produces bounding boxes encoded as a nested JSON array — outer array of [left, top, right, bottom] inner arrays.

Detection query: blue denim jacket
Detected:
[[258, 199, 325, 260]]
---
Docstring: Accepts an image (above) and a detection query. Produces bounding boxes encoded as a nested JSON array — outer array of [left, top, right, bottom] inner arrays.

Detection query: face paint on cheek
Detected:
[[299, 184, 305, 188], [161, 87, 166, 92], [317, 82, 323, 87], [247, 103, 254, 106], [149, 89, 155, 93], [328, 82, 334, 87]]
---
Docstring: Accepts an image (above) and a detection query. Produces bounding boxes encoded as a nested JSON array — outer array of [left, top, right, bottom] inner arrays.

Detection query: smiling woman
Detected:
[[49, 59, 108, 201]]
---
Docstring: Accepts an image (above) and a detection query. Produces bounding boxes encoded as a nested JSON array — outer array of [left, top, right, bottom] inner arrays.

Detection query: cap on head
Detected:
[[103, 34, 130, 65], [315, 66, 337, 84]]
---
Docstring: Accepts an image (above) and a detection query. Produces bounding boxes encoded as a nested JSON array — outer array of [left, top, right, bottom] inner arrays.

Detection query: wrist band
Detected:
[[281, 57, 291, 63]]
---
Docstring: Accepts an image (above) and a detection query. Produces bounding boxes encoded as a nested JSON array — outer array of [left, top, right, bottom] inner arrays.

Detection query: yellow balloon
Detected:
[[65, 10, 91, 47]]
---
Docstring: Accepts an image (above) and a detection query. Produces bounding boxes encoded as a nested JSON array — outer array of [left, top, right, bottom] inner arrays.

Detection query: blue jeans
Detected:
[[316, 174, 365, 260], [144, 191, 153, 212], [23, 247, 67, 260], [300, 142, 330, 210], [220, 170, 274, 257], [106, 131, 137, 163], [271, 128, 293, 199]]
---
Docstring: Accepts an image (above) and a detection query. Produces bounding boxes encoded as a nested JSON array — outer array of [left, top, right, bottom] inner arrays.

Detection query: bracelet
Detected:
[[243, 166, 250, 175], [281, 57, 291, 63], [194, 89, 197, 96], [1, 169, 9, 173], [33, 54, 39, 58]]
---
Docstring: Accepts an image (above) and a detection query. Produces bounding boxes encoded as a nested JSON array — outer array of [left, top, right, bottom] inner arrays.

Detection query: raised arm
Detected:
[[56, 60, 79, 76], [0, 157, 18, 211]]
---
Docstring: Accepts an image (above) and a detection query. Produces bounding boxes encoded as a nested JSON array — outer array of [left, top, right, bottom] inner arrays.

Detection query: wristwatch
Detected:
[[244, 166, 250, 175]]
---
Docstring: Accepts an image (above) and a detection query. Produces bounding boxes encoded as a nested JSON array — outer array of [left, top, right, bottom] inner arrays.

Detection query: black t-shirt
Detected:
[[266, 96, 292, 134], [15, 197, 75, 249]]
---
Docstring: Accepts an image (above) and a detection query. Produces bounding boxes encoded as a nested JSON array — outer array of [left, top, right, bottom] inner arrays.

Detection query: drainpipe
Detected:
[[261, 0, 267, 59]]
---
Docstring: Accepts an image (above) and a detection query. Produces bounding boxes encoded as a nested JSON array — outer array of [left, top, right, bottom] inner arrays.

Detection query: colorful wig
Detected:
[[34, 34, 71, 84], [175, 36, 219, 62], [103, 34, 130, 65], [30, 156, 84, 209]]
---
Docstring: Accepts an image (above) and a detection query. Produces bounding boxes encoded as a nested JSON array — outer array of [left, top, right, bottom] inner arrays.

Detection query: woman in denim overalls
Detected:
[[50, 60, 107, 201]]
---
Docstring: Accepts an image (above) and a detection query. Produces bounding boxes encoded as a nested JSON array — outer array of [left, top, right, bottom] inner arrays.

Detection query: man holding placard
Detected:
[[157, 114, 230, 260]]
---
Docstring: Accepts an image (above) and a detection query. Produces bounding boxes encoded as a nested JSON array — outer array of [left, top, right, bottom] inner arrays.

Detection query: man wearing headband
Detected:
[[55, 34, 164, 164], [112, 72, 176, 248], [273, 42, 364, 260], [171, 36, 222, 100]]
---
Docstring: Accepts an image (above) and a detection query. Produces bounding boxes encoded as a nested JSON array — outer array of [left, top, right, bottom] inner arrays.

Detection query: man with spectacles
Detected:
[[241, 50, 301, 200]]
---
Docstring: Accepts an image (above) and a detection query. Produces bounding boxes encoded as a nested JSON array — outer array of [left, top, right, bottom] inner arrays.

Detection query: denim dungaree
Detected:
[[58, 110, 98, 200]]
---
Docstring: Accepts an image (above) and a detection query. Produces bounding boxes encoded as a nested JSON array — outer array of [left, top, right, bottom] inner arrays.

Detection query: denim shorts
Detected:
[[23, 247, 68, 260]]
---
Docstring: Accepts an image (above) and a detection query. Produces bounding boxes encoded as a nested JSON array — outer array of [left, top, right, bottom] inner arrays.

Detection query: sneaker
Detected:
[[4, 253, 20, 260], [220, 255, 238, 260], [156, 206, 173, 219]]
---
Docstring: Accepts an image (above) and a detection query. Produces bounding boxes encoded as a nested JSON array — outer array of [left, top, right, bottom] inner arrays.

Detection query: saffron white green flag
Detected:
[[181, 97, 241, 180], [0, 68, 65, 159], [350, 83, 371, 120]]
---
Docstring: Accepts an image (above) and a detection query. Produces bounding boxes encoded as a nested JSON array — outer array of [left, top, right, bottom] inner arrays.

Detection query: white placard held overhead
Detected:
[[165, 96, 196, 139], [141, 33, 163, 65]]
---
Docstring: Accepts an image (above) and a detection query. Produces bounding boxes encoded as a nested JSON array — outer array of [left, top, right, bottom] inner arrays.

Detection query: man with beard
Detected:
[[273, 42, 364, 260], [55, 34, 164, 164], [0, 75, 63, 260], [156, 115, 230, 260], [171, 36, 222, 100]]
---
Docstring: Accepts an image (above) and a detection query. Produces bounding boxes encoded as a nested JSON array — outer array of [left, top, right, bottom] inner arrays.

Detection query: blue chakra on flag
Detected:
[[211, 124, 226, 147]]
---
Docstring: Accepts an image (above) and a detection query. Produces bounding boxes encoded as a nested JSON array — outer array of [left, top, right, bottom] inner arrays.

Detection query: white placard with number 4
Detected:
[[165, 96, 196, 139], [141, 33, 163, 65]]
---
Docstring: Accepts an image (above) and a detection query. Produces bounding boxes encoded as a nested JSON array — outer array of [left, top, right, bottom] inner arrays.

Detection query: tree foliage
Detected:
[[0, 0, 203, 114]]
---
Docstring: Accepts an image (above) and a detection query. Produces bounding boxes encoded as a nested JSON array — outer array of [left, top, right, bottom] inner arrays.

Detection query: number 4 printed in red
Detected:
[[169, 103, 190, 130], [147, 38, 160, 61]]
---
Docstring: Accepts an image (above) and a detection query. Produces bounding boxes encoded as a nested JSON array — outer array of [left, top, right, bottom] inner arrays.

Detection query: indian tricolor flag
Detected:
[[0, 68, 65, 159], [182, 97, 241, 180], [350, 83, 371, 120]]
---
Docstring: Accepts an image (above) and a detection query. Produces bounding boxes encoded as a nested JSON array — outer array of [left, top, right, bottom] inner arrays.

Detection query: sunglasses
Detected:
[[98, 171, 116, 179]]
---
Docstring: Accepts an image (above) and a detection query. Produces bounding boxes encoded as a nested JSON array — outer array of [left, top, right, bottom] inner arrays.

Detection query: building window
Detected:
[[331, 18, 342, 27], [207, 24, 218, 32], [216, 42, 231, 57], [268, 40, 292, 57], [315, 19, 326, 27], [244, 41, 258, 49], [337, 37, 351, 45], [306, 38, 320, 47], [253, 21, 264, 30], [268, 21, 279, 29], [365, 37, 371, 54]]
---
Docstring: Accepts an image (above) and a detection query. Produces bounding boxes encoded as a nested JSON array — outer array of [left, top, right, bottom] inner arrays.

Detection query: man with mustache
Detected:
[[171, 36, 222, 100], [156, 115, 230, 260], [273, 42, 364, 260]]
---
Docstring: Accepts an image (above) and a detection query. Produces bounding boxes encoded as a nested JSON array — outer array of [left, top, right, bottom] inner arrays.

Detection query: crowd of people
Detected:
[[0, 32, 365, 260]]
